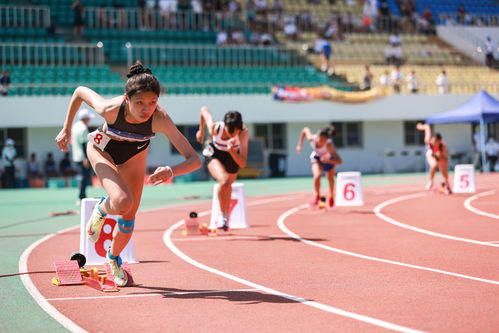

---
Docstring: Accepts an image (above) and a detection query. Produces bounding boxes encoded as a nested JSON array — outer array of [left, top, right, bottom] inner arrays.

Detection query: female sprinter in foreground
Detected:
[[196, 106, 248, 231], [55, 62, 201, 286], [296, 126, 342, 208], [416, 122, 452, 194]]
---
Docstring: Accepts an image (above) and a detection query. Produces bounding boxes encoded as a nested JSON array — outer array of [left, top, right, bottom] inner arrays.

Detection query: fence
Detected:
[[0, 6, 50, 28], [84, 8, 247, 31], [125, 44, 307, 67], [0, 42, 105, 66]]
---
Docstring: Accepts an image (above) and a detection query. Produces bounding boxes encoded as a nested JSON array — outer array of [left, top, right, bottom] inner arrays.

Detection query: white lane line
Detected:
[[18, 193, 302, 332], [464, 190, 499, 220], [278, 205, 499, 286], [19, 225, 87, 333], [171, 235, 286, 242], [373, 192, 499, 248], [46, 288, 259, 301], [486, 241, 499, 244], [164, 199, 425, 333]]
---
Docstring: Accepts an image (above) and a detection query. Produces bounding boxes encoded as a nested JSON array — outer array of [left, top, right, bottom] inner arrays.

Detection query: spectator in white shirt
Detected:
[[406, 70, 418, 93], [379, 70, 390, 87], [390, 66, 403, 93], [485, 136, 499, 172], [435, 70, 449, 94], [485, 36, 494, 67]]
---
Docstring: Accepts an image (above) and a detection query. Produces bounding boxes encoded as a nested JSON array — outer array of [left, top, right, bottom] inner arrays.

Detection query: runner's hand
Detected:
[[148, 166, 174, 185], [296, 145, 302, 153], [195, 130, 204, 143], [55, 128, 71, 152]]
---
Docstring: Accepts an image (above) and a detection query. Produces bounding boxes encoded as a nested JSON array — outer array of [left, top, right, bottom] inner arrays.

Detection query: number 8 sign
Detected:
[[335, 172, 364, 206], [80, 198, 138, 265], [453, 164, 476, 193]]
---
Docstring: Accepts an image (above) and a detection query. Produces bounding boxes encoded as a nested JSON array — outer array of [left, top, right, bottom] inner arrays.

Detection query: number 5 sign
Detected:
[[335, 172, 364, 206], [80, 198, 138, 265], [453, 164, 476, 193]]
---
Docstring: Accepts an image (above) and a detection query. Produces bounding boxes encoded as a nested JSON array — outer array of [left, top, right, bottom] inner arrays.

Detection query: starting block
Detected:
[[309, 196, 328, 211], [52, 259, 132, 291], [53, 260, 83, 285]]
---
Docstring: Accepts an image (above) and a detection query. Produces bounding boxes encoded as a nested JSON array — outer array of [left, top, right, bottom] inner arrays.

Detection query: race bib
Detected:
[[202, 144, 214, 157], [88, 130, 111, 151]]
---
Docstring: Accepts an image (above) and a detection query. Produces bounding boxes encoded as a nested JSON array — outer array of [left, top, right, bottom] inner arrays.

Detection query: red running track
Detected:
[[22, 174, 499, 332]]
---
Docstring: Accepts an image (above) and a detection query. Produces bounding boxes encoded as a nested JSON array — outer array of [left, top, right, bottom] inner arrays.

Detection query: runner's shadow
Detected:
[[130, 285, 302, 304]]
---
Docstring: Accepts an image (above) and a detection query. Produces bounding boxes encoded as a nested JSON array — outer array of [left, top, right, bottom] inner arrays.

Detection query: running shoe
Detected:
[[86, 197, 106, 243], [328, 197, 335, 208], [218, 216, 229, 232], [106, 249, 128, 287], [425, 181, 433, 191], [310, 194, 320, 205]]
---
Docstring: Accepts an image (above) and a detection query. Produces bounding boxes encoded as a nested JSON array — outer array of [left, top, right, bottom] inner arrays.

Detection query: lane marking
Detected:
[[464, 190, 499, 220], [171, 235, 287, 242], [19, 225, 87, 333], [164, 198, 425, 333], [486, 241, 499, 244], [373, 192, 499, 248], [46, 288, 259, 301], [278, 205, 499, 286]]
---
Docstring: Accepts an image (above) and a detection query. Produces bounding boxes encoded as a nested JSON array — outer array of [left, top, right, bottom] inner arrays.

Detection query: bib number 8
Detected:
[[94, 218, 116, 258]]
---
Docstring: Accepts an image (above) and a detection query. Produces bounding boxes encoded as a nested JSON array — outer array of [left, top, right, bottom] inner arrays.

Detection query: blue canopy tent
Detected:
[[426, 90, 499, 170]]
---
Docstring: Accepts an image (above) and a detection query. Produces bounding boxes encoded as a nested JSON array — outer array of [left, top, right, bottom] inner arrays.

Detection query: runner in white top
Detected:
[[296, 126, 342, 208], [196, 106, 249, 231]]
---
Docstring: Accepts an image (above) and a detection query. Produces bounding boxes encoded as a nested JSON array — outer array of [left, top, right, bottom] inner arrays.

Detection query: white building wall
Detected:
[[0, 94, 486, 176]]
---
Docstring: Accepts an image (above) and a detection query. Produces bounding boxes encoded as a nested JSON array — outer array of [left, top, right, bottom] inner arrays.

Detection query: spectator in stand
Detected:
[[384, 41, 403, 65], [406, 69, 418, 93], [485, 136, 499, 172], [456, 5, 466, 25], [255, 0, 267, 16], [2, 139, 17, 188], [343, 11, 354, 33], [216, 30, 228, 46], [362, 65, 373, 91], [436, 69, 449, 94], [249, 29, 261, 45], [314, 34, 332, 73], [0, 69, 10, 96], [485, 36, 494, 68], [44, 152, 58, 178], [28, 153, 43, 179], [283, 16, 298, 41], [232, 29, 247, 45], [421, 6, 435, 34], [229, 0, 241, 13], [60, 152, 76, 177], [260, 31, 274, 46], [390, 65, 403, 93], [72, 0, 84, 39], [379, 70, 390, 87]]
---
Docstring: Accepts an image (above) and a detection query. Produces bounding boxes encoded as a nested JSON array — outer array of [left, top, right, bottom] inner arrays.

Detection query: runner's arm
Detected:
[[416, 122, 432, 144], [196, 106, 217, 143], [149, 109, 201, 185], [227, 127, 248, 169], [296, 127, 313, 153]]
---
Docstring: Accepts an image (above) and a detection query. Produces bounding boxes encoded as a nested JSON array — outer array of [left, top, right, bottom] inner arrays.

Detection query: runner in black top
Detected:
[[55, 61, 201, 286]]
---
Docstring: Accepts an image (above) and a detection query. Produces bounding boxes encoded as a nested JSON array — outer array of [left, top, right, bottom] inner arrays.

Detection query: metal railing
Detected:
[[125, 43, 307, 67], [0, 5, 50, 28], [84, 8, 247, 31], [0, 42, 105, 66]]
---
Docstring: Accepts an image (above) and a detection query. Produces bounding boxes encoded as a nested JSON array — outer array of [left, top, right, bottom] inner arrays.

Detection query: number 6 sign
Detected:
[[80, 198, 138, 265], [335, 172, 364, 206], [453, 164, 476, 193]]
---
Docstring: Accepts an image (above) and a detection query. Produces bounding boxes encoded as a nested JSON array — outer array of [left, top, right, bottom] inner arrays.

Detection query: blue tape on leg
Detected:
[[117, 217, 135, 234], [107, 248, 122, 267], [97, 196, 107, 216]]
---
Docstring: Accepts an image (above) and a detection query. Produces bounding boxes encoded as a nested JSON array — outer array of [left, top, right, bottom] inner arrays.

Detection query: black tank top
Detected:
[[107, 102, 154, 136]]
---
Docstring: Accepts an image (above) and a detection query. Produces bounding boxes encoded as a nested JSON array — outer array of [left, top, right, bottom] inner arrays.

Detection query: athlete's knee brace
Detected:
[[117, 217, 135, 234]]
